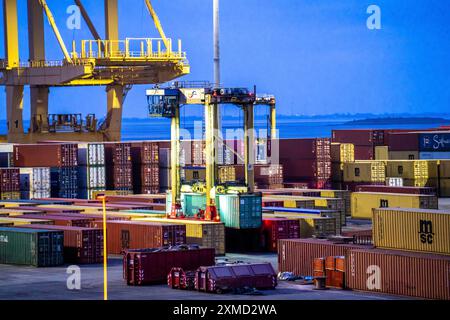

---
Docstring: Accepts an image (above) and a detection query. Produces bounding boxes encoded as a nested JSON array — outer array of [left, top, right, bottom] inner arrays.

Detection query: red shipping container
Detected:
[[131, 141, 159, 164], [106, 164, 133, 190], [387, 132, 420, 151], [123, 247, 215, 285], [0, 168, 20, 193], [19, 224, 103, 264], [280, 138, 331, 160], [332, 130, 385, 146], [133, 163, 159, 191], [13, 143, 78, 167], [91, 220, 186, 254], [262, 217, 300, 252], [278, 239, 367, 276], [346, 248, 450, 300], [354, 145, 375, 160], [195, 263, 277, 293], [355, 185, 436, 195], [104, 142, 132, 166]]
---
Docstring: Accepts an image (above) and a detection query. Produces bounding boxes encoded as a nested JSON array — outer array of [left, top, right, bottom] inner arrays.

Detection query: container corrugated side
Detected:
[[217, 193, 262, 229], [351, 192, 438, 219], [373, 208, 450, 255], [278, 239, 365, 276], [130, 217, 225, 255], [345, 248, 450, 300]]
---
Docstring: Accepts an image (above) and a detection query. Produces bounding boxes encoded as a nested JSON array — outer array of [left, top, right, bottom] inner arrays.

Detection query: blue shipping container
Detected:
[[419, 133, 450, 152]]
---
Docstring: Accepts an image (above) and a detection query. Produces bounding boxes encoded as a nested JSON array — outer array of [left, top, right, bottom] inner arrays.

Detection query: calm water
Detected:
[[1, 118, 448, 141]]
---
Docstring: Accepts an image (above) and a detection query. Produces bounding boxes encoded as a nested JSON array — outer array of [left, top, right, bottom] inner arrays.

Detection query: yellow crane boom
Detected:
[[144, 0, 170, 50], [38, 0, 73, 63]]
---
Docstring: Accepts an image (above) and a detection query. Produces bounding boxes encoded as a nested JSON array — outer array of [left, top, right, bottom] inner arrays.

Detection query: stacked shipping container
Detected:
[[104, 143, 133, 193], [279, 138, 331, 189], [131, 142, 160, 194], [0, 168, 20, 200], [78, 143, 106, 199], [13, 144, 79, 198], [19, 168, 51, 199]]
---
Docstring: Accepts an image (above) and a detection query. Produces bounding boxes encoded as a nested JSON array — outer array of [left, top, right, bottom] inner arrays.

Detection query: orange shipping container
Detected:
[[346, 248, 450, 300], [90, 220, 186, 254]]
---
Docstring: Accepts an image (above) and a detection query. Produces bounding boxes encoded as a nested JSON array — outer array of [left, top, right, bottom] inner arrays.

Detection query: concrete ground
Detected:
[[0, 253, 411, 300]]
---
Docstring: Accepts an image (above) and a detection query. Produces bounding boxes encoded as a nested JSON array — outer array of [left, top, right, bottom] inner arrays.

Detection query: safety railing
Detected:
[[75, 38, 187, 61]]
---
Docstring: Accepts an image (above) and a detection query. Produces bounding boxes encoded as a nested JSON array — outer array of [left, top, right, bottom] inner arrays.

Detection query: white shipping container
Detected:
[[419, 152, 450, 160], [19, 167, 51, 199], [78, 165, 106, 189], [78, 143, 105, 166], [0, 143, 14, 153], [386, 177, 403, 187]]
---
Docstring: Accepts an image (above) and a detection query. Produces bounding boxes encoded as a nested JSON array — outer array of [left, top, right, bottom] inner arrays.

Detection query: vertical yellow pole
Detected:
[[101, 196, 108, 300], [270, 104, 277, 140]]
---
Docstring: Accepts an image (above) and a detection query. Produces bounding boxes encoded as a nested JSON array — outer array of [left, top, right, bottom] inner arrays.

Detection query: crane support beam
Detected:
[[105, 0, 119, 52], [3, 0, 20, 68], [105, 85, 124, 141], [170, 106, 181, 216], [75, 0, 103, 41], [144, 0, 170, 51], [104, 0, 124, 141], [6, 85, 24, 138], [38, 0, 73, 63], [244, 103, 255, 193], [204, 95, 218, 218], [28, 0, 49, 131], [1, 64, 94, 86]]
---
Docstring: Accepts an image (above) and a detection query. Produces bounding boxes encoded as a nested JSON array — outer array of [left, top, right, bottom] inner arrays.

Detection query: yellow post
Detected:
[[101, 196, 108, 301], [270, 104, 277, 139]]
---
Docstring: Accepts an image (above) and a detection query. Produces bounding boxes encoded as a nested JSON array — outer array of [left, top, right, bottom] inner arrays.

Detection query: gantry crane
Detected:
[[0, 0, 189, 143], [146, 83, 277, 220]]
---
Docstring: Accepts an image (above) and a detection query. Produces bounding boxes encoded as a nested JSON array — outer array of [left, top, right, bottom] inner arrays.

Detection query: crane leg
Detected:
[[244, 103, 255, 193], [205, 96, 220, 221], [169, 106, 182, 218], [105, 85, 123, 141]]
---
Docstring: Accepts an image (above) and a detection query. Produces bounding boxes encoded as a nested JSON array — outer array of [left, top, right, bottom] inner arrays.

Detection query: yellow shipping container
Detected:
[[402, 178, 438, 188], [343, 161, 386, 182], [0, 202, 39, 208], [331, 143, 355, 163], [298, 216, 336, 238], [388, 151, 419, 160], [441, 160, 450, 178], [351, 192, 439, 219], [386, 160, 438, 179], [183, 168, 206, 182], [91, 190, 133, 198], [0, 217, 53, 226], [132, 217, 225, 255], [373, 208, 450, 255], [375, 146, 389, 160], [440, 179, 450, 197], [217, 166, 236, 184]]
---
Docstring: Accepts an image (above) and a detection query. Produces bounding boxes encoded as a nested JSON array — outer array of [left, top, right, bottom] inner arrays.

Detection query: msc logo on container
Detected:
[[418, 220, 434, 244]]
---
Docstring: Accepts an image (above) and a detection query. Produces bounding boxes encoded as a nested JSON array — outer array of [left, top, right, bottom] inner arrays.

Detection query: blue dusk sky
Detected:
[[0, 0, 449, 118]]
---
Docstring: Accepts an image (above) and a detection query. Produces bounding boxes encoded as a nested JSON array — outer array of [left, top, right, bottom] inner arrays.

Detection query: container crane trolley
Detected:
[[146, 83, 276, 221]]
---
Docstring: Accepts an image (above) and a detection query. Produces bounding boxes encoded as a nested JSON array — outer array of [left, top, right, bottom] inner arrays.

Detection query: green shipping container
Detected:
[[217, 193, 262, 229], [0, 227, 64, 267], [166, 193, 207, 217]]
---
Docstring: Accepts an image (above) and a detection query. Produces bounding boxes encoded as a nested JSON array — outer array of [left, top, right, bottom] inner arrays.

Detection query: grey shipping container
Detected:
[[78, 166, 106, 189], [19, 168, 51, 199], [0, 227, 64, 267], [77, 143, 105, 166]]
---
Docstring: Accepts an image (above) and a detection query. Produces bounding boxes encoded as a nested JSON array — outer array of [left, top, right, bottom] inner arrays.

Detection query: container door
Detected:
[[121, 230, 130, 250]]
